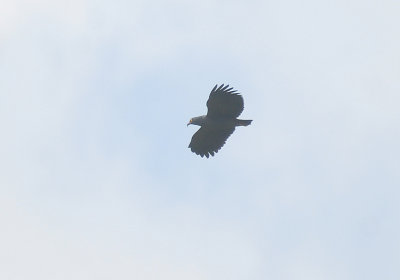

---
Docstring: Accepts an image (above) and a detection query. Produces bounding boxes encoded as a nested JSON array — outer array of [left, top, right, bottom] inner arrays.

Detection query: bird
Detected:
[[187, 84, 252, 158]]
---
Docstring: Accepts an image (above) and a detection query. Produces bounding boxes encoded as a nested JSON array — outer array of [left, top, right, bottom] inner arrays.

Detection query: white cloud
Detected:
[[1, 0, 400, 279]]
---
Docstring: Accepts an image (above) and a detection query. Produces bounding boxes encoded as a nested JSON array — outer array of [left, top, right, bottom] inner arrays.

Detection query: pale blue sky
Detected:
[[1, 0, 399, 279]]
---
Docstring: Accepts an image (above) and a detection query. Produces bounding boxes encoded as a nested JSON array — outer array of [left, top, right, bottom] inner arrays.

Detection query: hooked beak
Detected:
[[187, 122, 190, 126]]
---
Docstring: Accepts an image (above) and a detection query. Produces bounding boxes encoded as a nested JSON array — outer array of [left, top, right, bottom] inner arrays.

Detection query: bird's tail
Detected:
[[236, 119, 252, 126]]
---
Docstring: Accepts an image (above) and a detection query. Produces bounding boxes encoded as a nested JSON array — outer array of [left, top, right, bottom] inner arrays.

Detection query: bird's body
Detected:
[[190, 115, 251, 128], [187, 84, 252, 158]]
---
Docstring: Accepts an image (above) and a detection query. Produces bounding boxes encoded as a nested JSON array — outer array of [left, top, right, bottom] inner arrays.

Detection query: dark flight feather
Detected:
[[189, 126, 235, 158], [206, 84, 244, 119]]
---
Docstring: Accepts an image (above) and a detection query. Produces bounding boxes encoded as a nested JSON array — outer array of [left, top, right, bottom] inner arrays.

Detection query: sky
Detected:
[[1, 0, 400, 279]]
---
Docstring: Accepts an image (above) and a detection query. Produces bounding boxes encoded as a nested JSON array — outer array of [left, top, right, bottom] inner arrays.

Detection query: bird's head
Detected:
[[187, 116, 206, 126]]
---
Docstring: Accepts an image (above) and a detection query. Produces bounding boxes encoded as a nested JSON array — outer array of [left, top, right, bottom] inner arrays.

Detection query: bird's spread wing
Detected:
[[188, 125, 235, 158], [206, 84, 244, 119]]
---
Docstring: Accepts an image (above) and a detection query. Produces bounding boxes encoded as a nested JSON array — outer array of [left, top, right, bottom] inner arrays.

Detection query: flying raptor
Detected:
[[187, 84, 252, 158]]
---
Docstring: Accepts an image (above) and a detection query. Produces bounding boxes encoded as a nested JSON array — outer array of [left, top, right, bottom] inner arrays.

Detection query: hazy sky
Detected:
[[1, 0, 399, 279]]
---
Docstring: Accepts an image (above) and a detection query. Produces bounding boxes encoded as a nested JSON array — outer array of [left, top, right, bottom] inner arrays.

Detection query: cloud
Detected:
[[1, 0, 400, 279]]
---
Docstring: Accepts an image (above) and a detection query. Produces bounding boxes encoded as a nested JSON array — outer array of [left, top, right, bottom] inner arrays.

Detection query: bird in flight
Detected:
[[187, 84, 252, 158]]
